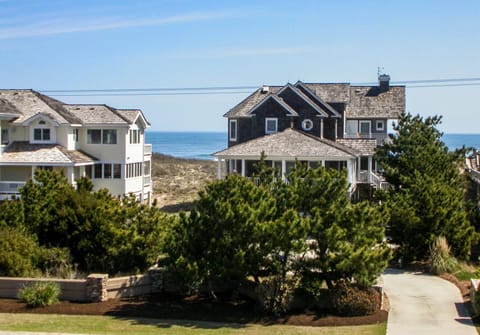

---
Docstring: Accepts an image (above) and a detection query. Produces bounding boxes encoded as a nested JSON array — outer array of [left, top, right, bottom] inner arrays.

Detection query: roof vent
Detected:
[[378, 74, 390, 91], [261, 86, 270, 94]]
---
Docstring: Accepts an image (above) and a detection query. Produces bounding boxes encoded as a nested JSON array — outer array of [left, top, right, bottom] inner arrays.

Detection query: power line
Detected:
[[41, 77, 480, 97]]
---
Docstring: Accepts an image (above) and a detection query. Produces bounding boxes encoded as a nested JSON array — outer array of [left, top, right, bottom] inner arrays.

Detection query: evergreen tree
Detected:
[[375, 113, 476, 260]]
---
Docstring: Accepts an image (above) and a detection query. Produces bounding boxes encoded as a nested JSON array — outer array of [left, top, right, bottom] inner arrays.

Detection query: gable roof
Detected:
[[248, 94, 298, 117], [225, 81, 405, 120], [277, 84, 329, 117], [214, 128, 358, 159], [0, 89, 150, 127]]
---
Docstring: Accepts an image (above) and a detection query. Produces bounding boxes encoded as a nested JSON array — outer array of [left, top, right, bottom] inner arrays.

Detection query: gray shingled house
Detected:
[[214, 74, 405, 193]]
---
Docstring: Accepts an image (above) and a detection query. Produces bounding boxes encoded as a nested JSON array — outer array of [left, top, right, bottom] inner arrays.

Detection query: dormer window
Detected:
[[31, 119, 54, 143], [34, 128, 50, 141], [265, 118, 278, 134]]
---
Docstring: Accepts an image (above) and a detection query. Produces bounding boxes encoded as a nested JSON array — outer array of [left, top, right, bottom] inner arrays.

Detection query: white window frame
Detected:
[[359, 120, 371, 135], [31, 123, 54, 143], [376, 120, 384, 131], [229, 119, 237, 141], [302, 119, 313, 131], [265, 118, 278, 134], [87, 129, 117, 144]]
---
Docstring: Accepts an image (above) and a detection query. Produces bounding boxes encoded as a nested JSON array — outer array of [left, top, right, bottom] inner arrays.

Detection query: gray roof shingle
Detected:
[[214, 128, 358, 159], [64, 105, 129, 125], [0, 141, 97, 165], [336, 139, 377, 156], [224, 81, 405, 119]]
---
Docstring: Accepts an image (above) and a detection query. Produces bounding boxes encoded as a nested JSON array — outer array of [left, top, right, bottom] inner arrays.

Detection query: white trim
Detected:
[[359, 120, 371, 135], [229, 119, 238, 141], [265, 118, 278, 134], [248, 95, 298, 116], [376, 120, 384, 131], [277, 84, 328, 117], [302, 119, 313, 131], [22, 113, 59, 127]]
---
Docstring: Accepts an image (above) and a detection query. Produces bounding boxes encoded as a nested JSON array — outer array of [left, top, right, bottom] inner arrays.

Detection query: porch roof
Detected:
[[336, 138, 377, 156], [213, 128, 357, 160], [0, 141, 97, 165]]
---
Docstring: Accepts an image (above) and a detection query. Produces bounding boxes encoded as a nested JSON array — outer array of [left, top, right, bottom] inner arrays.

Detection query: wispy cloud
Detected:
[[166, 46, 318, 59], [0, 10, 236, 39]]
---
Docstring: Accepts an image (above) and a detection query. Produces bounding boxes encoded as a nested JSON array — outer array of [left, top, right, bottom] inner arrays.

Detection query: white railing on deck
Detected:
[[357, 171, 390, 191], [0, 181, 25, 194], [344, 132, 388, 145], [144, 144, 152, 156]]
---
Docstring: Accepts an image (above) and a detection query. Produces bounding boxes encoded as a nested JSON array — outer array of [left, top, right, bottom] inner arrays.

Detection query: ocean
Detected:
[[145, 131, 480, 161]]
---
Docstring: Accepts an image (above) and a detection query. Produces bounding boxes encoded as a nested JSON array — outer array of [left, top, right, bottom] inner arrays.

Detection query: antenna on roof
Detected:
[[377, 66, 385, 77]]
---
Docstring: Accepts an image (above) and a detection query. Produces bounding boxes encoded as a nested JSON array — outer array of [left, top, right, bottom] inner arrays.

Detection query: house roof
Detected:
[[0, 89, 150, 127], [0, 141, 97, 165], [224, 81, 405, 119], [336, 138, 377, 156], [214, 128, 358, 159]]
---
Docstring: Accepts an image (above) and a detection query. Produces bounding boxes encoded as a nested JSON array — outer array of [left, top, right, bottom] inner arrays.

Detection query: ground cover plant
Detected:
[[18, 282, 60, 307]]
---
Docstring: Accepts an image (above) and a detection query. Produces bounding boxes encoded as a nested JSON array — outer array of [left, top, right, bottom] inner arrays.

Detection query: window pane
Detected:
[[1, 128, 8, 144], [87, 130, 101, 144], [104, 164, 112, 178], [34, 128, 42, 140], [230, 120, 237, 140], [94, 163, 102, 178], [360, 122, 370, 134], [43, 128, 50, 140], [113, 164, 121, 178], [266, 119, 277, 133], [85, 165, 92, 179], [144, 161, 150, 175], [103, 129, 117, 144]]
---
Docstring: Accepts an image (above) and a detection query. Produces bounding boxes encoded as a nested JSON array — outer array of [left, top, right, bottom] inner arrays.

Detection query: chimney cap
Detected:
[[260, 85, 270, 94], [378, 74, 391, 82]]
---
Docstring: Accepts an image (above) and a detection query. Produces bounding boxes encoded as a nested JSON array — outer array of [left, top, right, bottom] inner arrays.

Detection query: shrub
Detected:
[[330, 283, 380, 316], [18, 282, 61, 307], [429, 236, 459, 275], [0, 227, 40, 277]]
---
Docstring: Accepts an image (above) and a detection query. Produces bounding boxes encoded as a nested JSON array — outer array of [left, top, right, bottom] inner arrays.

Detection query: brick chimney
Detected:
[[378, 74, 390, 91]]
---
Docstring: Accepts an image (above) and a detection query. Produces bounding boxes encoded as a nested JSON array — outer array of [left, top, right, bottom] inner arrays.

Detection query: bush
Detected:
[[429, 236, 459, 275], [330, 283, 380, 316], [18, 282, 60, 307], [0, 227, 40, 277]]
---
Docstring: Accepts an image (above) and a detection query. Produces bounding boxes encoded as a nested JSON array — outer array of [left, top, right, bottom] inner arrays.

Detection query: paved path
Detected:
[[382, 268, 477, 335]]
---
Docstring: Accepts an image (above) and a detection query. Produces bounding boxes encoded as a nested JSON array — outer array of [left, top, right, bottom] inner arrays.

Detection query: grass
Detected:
[[0, 313, 386, 335]]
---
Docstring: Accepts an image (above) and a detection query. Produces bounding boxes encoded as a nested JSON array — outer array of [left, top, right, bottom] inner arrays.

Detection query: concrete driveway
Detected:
[[382, 268, 477, 335]]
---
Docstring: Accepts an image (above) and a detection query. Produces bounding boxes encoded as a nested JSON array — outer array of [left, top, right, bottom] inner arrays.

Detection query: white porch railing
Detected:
[[344, 132, 388, 145], [144, 144, 152, 156], [358, 171, 389, 191], [0, 181, 26, 194]]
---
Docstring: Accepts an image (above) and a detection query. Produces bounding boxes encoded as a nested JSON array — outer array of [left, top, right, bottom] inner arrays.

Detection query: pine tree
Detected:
[[375, 113, 476, 260]]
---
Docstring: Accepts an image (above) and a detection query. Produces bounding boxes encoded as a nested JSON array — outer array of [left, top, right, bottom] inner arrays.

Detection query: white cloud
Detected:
[[0, 10, 236, 39], [165, 46, 318, 59]]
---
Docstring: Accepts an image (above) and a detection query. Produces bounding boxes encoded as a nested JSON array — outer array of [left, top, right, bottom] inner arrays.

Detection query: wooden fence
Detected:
[[0, 269, 166, 302]]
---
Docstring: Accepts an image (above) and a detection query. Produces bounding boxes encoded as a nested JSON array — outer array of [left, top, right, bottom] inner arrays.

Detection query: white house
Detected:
[[0, 89, 152, 202]]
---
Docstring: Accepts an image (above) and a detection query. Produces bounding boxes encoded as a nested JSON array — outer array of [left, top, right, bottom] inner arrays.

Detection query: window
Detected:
[[103, 129, 117, 144], [130, 129, 140, 144], [103, 164, 112, 179], [87, 129, 117, 144], [1, 128, 8, 144], [73, 129, 79, 142], [302, 119, 313, 131], [113, 164, 121, 179], [85, 165, 93, 179], [346, 120, 358, 136], [94, 164, 102, 179], [144, 161, 150, 176], [33, 128, 50, 141], [229, 120, 237, 141], [265, 118, 278, 134], [126, 162, 143, 178], [359, 121, 371, 135], [376, 120, 384, 131], [87, 129, 102, 144]]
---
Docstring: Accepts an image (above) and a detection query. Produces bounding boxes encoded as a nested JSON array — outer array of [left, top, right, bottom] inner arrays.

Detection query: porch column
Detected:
[[320, 119, 324, 138], [367, 156, 372, 183], [217, 159, 222, 179], [346, 160, 353, 186], [321, 160, 325, 167], [241, 159, 246, 177], [31, 166, 35, 180], [67, 166, 74, 184], [281, 160, 287, 181]]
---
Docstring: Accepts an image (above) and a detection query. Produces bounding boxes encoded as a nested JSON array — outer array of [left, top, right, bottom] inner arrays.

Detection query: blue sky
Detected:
[[0, 0, 479, 133]]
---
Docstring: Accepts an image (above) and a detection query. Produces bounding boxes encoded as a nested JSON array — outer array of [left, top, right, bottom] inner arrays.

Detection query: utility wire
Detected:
[[42, 77, 480, 97]]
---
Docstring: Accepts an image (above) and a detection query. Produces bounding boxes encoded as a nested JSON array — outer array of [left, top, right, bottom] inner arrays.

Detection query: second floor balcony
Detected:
[[344, 132, 389, 146]]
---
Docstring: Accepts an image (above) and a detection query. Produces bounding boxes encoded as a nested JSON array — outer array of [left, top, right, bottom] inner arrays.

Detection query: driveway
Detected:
[[382, 268, 477, 335]]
